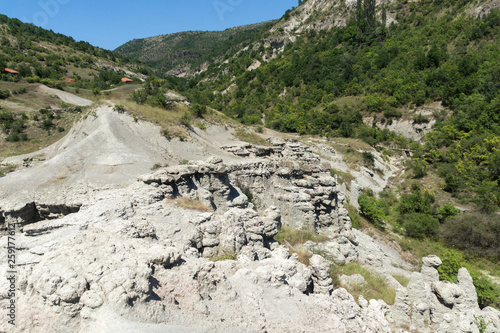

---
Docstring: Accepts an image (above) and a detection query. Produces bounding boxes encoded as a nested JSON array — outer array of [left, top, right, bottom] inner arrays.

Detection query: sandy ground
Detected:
[[0, 105, 254, 210], [0, 106, 171, 208], [37, 84, 93, 106]]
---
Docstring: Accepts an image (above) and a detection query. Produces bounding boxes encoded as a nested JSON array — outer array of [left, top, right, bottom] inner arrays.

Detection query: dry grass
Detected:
[[120, 100, 190, 128], [392, 274, 410, 287], [235, 128, 271, 146], [274, 225, 330, 266], [274, 225, 329, 247], [0, 164, 16, 177], [331, 262, 397, 305], [330, 168, 355, 187], [331, 95, 364, 108], [172, 196, 212, 212], [210, 249, 237, 262]]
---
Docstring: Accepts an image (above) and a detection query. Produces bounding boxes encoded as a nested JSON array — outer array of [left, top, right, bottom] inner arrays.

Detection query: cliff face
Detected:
[[0, 106, 498, 332]]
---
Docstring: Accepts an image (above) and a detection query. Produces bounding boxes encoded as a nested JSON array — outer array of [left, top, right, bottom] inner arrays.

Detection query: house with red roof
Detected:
[[121, 78, 133, 83], [3, 68, 19, 76]]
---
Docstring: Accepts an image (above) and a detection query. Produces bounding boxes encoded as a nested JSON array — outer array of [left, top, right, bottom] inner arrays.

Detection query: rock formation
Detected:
[[0, 107, 498, 332], [389, 255, 500, 333]]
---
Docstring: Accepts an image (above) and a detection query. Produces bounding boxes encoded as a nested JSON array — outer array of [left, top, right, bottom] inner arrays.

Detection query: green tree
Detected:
[[364, 0, 377, 33], [358, 194, 386, 228]]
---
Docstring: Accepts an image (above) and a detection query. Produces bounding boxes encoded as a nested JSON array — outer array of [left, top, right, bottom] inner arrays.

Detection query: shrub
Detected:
[[437, 249, 465, 283], [436, 203, 460, 223], [384, 108, 402, 119], [441, 213, 500, 259], [41, 118, 54, 131], [413, 113, 430, 124], [180, 112, 192, 127], [0, 89, 10, 99], [362, 151, 375, 168], [473, 181, 499, 213], [14, 87, 27, 94], [411, 158, 428, 178], [162, 128, 171, 139], [113, 105, 125, 113], [398, 183, 436, 216], [403, 213, 440, 239], [191, 103, 207, 118], [358, 194, 386, 228]]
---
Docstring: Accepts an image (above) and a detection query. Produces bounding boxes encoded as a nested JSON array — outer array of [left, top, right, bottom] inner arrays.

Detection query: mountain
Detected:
[[163, 0, 499, 214], [114, 21, 275, 77], [0, 14, 148, 158], [0, 1, 500, 332]]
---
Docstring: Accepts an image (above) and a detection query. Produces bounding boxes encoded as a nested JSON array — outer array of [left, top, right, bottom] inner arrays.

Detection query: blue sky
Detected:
[[0, 0, 298, 50]]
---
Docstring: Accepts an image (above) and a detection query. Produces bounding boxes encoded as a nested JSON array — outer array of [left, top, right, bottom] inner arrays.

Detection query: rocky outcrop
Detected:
[[310, 254, 334, 295], [0, 171, 390, 333], [390, 255, 500, 333]]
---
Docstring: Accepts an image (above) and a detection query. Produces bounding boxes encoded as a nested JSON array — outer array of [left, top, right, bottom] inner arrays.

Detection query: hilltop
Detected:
[[0, 14, 148, 158], [115, 21, 275, 77]]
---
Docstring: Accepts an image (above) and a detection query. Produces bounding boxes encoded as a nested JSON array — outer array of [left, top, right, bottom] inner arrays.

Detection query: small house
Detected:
[[3, 68, 19, 76], [64, 78, 75, 83], [121, 78, 133, 83]]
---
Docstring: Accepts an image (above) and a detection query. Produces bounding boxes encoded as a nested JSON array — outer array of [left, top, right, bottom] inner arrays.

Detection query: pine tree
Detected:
[[381, 4, 387, 36], [356, 0, 364, 33], [364, 0, 377, 33]]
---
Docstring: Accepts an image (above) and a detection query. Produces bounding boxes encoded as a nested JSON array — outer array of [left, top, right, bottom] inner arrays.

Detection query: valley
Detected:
[[0, 0, 499, 332]]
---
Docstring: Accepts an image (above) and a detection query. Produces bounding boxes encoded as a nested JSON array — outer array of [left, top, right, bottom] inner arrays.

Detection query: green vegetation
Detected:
[[358, 193, 388, 229], [330, 168, 355, 186], [274, 225, 329, 265], [438, 249, 499, 309], [115, 21, 275, 74], [0, 14, 143, 92], [1, 109, 28, 141], [331, 261, 397, 305], [210, 250, 237, 262], [274, 225, 329, 247], [441, 213, 500, 259], [0, 164, 16, 177], [392, 275, 410, 287], [153, 0, 500, 212], [474, 315, 493, 333]]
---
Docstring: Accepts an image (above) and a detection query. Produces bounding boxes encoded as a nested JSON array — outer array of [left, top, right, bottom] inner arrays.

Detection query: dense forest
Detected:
[[156, 0, 500, 215], [115, 21, 275, 75]]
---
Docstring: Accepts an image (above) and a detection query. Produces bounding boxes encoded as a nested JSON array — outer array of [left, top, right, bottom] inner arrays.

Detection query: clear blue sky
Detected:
[[0, 0, 298, 50]]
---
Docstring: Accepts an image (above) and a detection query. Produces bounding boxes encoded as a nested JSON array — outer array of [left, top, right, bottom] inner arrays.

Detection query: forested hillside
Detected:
[[115, 21, 275, 76], [159, 0, 499, 214], [0, 14, 146, 90], [0, 14, 145, 156]]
